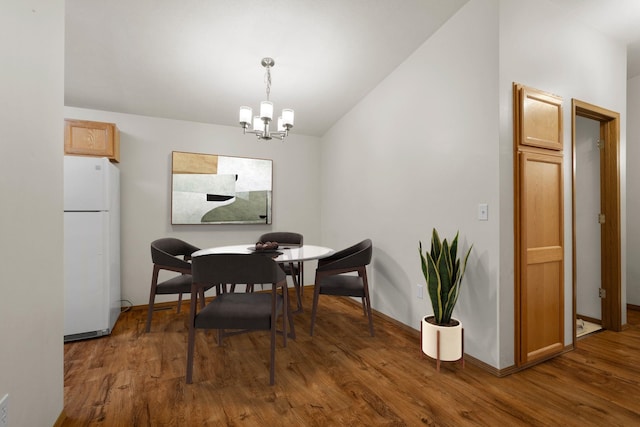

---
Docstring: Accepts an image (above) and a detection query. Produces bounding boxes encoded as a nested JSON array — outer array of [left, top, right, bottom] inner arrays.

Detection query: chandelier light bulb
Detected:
[[260, 101, 273, 121], [252, 116, 262, 132], [282, 109, 294, 127], [239, 106, 252, 127]]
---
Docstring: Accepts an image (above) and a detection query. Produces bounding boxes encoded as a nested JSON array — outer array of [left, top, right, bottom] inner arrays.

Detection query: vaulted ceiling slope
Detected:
[[64, 0, 468, 137], [549, 0, 640, 80], [65, 1, 640, 137]]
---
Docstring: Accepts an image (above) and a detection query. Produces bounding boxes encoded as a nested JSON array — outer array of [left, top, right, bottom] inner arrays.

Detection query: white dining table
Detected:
[[192, 244, 335, 312]]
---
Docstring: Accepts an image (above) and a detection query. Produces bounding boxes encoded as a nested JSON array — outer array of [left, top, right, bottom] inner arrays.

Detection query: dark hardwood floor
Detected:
[[62, 289, 640, 426]]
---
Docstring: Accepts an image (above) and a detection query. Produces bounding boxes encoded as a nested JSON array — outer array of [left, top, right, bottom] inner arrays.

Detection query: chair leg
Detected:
[[270, 310, 277, 386], [299, 262, 304, 296], [309, 274, 322, 336], [364, 294, 374, 337], [267, 284, 282, 385], [285, 285, 296, 340], [279, 281, 292, 343], [185, 293, 199, 384], [145, 266, 160, 333], [198, 288, 206, 309], [176, 293, 183, 313], [362, 273, 375, 337], [288, 262, 303, 312]]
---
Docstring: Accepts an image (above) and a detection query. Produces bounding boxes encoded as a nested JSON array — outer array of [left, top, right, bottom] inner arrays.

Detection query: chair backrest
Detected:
[[317, 239, 372, 271], [151, 237, 200, 270], [259, 232, 303, 246], [192, 253, 286, 287]]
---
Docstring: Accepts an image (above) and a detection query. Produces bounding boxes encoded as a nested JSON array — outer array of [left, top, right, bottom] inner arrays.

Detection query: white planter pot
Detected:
[[421, 316, 463, 362]]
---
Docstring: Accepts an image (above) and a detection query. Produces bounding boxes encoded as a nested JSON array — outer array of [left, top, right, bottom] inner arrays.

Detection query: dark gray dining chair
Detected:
[[259, 232, 304, 310], [186, 253, 293, 385], [146, 238, 211, 332], [310, 239, 374, 337]]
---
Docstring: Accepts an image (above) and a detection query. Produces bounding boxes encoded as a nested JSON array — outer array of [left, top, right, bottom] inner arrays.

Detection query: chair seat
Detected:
[[319, 275, 365, 297], [155, 274, 193, 294], [195, 292, 283, 330]]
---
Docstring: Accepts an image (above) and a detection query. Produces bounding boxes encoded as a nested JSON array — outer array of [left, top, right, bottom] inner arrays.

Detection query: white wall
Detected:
[[320, 0, 501, 366], [627, 75, 640, 305], [320, 0, 628, 370], [499, 0, 627, 366], [0, 1, 65, 425], [64, 107, 322, 305]]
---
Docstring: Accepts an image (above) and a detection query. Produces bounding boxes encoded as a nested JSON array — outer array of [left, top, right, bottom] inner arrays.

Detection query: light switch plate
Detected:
[[478, 203, 489, 221]]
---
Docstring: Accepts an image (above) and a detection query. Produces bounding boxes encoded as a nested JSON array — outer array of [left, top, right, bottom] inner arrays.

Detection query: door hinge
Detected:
[[598, 213, 606, 224], [597, 139, 605, 149], [599, 288, 606, 298]]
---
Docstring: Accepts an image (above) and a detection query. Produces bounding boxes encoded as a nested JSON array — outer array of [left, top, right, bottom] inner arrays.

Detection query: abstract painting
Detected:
[[171, 151, 272, 224]]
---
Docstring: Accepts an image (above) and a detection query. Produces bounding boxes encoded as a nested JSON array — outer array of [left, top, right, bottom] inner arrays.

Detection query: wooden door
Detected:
[[514, 83, 565, 365]]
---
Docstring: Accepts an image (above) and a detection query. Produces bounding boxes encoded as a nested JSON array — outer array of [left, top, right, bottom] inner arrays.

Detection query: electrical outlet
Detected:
[[417, 284, 424, 299], [0, 393, 8, 427]]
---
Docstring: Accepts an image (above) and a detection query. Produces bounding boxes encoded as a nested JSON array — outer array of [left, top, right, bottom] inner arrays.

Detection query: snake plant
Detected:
[[419, 228, 472, 326]]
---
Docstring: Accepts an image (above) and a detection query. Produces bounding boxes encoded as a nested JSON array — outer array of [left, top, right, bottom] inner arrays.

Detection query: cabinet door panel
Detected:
[[519, 151, 564, 364], [519, 86, 563, 151], [64, 119, 120, 162]]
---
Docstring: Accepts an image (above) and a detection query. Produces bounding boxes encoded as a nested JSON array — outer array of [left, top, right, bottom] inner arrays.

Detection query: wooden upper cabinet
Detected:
[[64, 119, 120, 162], [515, 84, 563, 151], [513, 82, 564, 367]]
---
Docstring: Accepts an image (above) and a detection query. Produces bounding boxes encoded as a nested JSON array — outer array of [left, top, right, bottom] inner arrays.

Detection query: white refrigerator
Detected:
[[63, 156, 121, 342]]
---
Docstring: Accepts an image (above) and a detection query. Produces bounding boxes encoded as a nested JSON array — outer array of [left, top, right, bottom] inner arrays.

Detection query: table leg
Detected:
[[288, 261, 303, 313]]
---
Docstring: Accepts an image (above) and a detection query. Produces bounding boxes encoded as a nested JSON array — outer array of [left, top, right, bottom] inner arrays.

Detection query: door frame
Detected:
[[571, 99, 621, 338]]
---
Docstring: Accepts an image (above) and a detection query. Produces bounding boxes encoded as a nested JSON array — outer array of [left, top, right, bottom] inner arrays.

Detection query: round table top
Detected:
[[192, 244, 335, 263]]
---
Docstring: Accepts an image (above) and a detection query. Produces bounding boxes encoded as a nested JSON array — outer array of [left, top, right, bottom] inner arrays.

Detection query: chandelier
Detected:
[[239, 57, 294, 141]]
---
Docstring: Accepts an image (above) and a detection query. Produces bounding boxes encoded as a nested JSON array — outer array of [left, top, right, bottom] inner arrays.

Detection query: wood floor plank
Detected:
[[62, 291, 640, 426]]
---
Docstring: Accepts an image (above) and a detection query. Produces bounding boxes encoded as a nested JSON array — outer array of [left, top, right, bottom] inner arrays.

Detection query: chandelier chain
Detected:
[[264, 66, 271, 101]]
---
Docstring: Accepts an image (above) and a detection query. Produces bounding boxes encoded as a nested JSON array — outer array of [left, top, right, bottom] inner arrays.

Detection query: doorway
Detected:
[[571, 99, 622, 338], [574, 116, 603, 336]]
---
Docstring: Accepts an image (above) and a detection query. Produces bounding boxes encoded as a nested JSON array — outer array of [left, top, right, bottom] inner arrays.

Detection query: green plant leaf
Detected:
[[419, 241, 428, 280], [430, 228, 441, 262], [437, 239, 453, 324], [425, 251, 442, 323], [450, 232, 459, 280], [420, 229, 473, 326]]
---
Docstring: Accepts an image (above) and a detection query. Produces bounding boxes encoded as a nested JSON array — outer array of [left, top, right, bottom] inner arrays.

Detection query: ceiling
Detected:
[[64, 1, 640, 138], [549, 0, 640, 79]]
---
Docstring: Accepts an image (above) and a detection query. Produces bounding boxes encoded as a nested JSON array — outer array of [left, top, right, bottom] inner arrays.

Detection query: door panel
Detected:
[[520, 152, 564, 363], [520, 86, 563, 151], [525, 258, 564, 360]]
